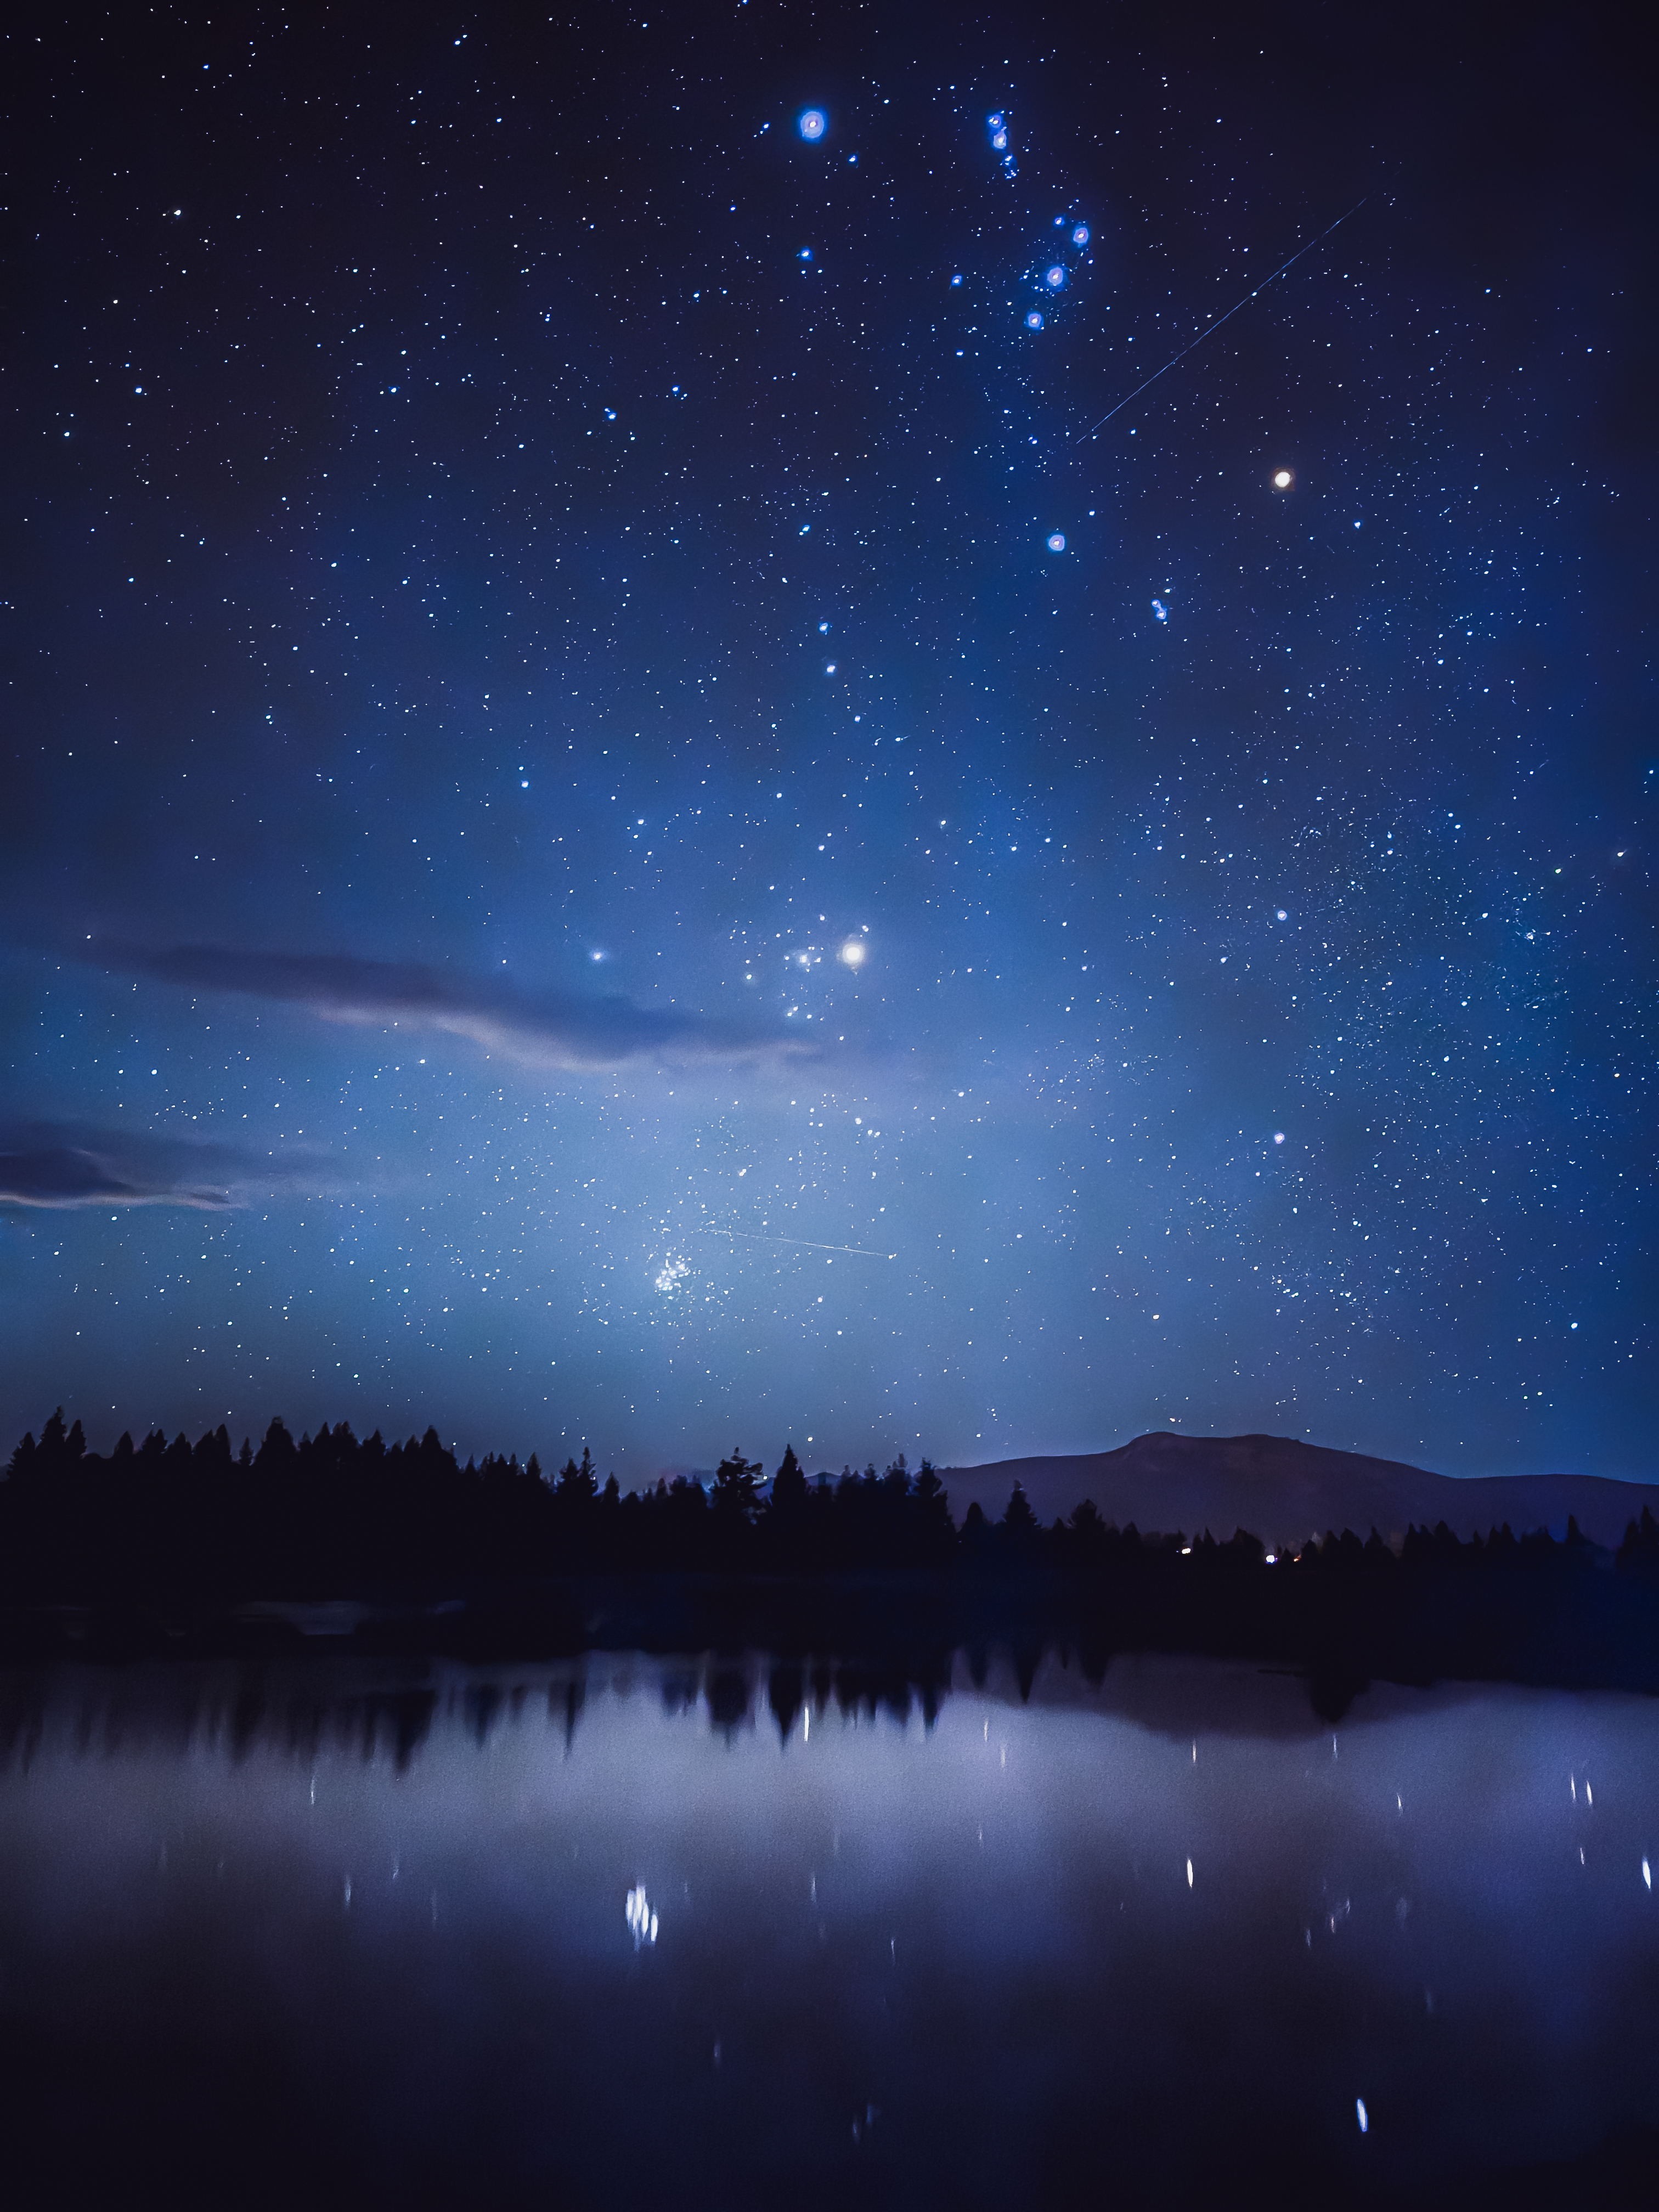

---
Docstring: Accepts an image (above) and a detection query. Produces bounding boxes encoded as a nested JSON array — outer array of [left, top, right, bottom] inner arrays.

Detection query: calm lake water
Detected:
[[2, 1650, 1657, 2205]]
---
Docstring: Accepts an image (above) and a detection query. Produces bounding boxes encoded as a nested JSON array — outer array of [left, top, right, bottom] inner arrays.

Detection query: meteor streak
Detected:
[[1074, 185, 1384, 443], [696, 1225, 894, 1259]]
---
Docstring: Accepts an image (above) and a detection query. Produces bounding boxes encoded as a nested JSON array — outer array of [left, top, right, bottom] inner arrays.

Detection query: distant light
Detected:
[[951, 273, 963, 285], [1272, 468, 1294, 490], [1026, 310, 1045, 330], [1357, 2099, 1368, 2135], [1276, 908, 1289, 920], [798, 108, 826, 140], [1043, 264, 1066, 290], [1645, 1858, 1652, 1889], [1186, 1859, 1194, 1886], [1046, 532, 1066, 552], [1273, 1132, 1285, 1144], [1071, 223, 1090, 246]]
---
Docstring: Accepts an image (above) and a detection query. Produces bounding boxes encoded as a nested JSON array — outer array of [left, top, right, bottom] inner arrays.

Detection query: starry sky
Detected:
[[3, 1, 1653, 1483]]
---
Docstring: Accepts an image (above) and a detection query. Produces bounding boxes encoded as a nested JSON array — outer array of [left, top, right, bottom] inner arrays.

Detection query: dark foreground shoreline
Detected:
[[7, 1545, 1659, 1719], [10, 1414, 1659, 1714]]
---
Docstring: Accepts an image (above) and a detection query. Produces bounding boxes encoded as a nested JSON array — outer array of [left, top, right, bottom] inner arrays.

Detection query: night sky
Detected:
[[4, 2, 1652, 1483]]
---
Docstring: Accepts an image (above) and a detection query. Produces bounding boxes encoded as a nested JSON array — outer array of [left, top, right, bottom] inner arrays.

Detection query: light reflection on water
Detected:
[[3, 1651, 1658, 2205]]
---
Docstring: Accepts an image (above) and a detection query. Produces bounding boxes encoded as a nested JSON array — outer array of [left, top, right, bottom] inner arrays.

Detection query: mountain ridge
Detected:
[[938, 1432, 1659, 1551]]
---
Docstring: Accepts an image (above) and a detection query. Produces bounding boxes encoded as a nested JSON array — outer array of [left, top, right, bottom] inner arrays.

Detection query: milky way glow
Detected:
[[1, 4, 1649, 1485]]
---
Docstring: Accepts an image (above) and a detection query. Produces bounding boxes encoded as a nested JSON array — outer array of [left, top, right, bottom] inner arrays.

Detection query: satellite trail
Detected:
[[696, 1225, 894, 1259], [1074, 185, 1384, 443]]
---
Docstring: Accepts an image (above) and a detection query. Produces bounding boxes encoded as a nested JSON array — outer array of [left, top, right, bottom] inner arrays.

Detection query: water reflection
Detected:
[[2, 1650, 1658, 2205]]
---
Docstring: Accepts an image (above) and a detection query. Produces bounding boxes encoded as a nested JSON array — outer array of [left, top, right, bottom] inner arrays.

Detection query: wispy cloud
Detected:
[[103, 945, 817, 1073], [0, 1120, 338, 1212], [0, 1125, 232, 1210]]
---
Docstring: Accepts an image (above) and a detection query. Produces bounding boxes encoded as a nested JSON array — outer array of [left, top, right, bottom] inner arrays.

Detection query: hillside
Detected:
[[939, 1433, 1659, 1551]]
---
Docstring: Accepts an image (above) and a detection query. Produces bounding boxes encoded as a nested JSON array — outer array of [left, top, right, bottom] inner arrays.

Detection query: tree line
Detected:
[[1, 1410, 977, 1596], [5, 1404, 1659, 1594]]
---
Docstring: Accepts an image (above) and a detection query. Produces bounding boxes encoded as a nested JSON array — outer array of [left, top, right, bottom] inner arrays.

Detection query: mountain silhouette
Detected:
[[940, 1432, 1659, 1549]]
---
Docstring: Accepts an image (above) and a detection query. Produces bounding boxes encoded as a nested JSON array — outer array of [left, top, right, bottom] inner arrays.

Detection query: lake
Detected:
[[2, 1649, 1656, 2205]]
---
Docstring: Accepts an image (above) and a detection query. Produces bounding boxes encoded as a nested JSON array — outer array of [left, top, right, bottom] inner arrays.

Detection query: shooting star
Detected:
[[1074, 184, 1385, 443], [696, 1225, 895, 1259]]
